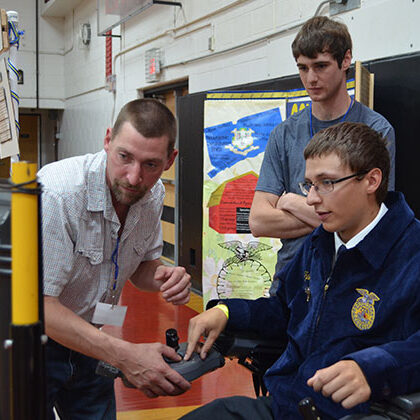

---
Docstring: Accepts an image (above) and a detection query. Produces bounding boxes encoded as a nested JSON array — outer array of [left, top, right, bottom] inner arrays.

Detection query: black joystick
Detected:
[[166, 328, 180, 352]]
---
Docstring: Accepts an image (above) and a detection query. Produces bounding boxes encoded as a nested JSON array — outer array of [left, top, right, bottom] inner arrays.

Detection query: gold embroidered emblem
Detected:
[[351, 288, 380, 330], [304, 271, 311, 301]]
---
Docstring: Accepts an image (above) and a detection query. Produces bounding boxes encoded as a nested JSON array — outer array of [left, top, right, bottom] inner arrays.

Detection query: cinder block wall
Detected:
[[2, 0, 419, 159]]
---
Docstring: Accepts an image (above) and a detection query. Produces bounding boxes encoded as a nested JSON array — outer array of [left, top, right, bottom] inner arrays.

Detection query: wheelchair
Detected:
[[207, 300, 420, 420]]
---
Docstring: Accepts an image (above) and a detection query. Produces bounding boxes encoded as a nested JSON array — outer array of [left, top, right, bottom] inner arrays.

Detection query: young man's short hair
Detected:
[[292, 16, 352, 68], [304, 122, 390, 204], [112, 98, 176, 156]]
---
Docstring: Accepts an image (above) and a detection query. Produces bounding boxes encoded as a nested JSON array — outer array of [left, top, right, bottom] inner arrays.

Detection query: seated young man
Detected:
[[182, 122, 420, 419]]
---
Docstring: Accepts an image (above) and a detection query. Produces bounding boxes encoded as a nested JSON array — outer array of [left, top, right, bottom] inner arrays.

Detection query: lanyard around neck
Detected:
[[310, 96, 354, 138], [111, 236, 120, 291]]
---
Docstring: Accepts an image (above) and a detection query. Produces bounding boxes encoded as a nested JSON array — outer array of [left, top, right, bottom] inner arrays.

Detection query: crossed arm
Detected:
[[249, 191, 320, 239]]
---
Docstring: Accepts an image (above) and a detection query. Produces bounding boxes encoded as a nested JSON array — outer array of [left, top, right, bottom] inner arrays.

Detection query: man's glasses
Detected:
[[299, 171, 368, 196]]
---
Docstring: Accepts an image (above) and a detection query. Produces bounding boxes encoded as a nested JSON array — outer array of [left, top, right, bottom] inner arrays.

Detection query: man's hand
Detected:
[[184, 307, 228, 361], [307, 360, 371, 409], [118, 342, 191, 398], [155, 265, 191, 305]]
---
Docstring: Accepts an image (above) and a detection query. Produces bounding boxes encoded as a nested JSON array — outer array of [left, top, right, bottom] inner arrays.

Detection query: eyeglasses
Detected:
[[299, 171, 368, 196]]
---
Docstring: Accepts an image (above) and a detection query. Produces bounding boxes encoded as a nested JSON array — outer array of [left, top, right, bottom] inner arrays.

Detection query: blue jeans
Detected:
[[45, 339, 116, 420]]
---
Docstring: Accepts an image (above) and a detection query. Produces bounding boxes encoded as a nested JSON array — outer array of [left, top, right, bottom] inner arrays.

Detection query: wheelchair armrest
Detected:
[[305, 393, 420, 420], [214, 329, 284, 366], [213, 329, 285, 397], [370, 392, 420, 419], [390, 393, 420, 415]]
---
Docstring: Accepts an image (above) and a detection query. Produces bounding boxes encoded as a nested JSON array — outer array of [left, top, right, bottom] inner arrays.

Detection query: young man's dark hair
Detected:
[[304, 122, 390, 204], [111, 98, 177, 156], [292, 16, 352, 68]]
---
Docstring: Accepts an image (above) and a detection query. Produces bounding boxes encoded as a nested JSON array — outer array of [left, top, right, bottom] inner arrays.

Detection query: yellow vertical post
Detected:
[[11, 161, 38, 324], [9, 161, 45, 420]]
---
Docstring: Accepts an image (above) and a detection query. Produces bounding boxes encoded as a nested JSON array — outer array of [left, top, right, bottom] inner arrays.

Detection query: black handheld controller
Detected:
[[165, 341, 225, 382], [298, 397, 322, 420], [95, 328, 225, 386]]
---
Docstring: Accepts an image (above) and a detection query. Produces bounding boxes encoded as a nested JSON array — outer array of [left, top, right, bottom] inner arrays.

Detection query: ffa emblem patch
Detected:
[[351, 288, 380, 330], [304, 271, 311, 302], [216, 240, 272, 299]]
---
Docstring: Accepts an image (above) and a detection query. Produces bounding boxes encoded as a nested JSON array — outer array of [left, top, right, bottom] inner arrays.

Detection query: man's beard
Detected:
[[111, 180, 147, 206]]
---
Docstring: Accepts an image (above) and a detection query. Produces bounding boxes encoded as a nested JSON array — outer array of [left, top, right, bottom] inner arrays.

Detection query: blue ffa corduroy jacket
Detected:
[[225, 192, 420, 419]]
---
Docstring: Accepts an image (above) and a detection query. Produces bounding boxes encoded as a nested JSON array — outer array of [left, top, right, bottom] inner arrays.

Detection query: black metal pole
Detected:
[[0, 246, 11, 420], [10, 322, 45, 420], [0, 185, 12, 420]]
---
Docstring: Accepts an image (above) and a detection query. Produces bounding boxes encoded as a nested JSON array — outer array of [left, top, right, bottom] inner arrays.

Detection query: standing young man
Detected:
[[39, 99, 192, 419], [249, 16, 395, 294], [182, 122, 419, 420]]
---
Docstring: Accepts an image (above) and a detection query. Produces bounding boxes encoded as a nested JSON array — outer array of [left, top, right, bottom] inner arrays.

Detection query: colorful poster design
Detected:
[[208, 171, 258, 234], [202, 96, 286, 307], [202, 83, 356, 307], [205, 108, 282, 178]]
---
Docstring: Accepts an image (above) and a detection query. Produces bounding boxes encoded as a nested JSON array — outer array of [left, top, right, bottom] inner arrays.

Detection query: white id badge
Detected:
[[92, 302, 127, 326]]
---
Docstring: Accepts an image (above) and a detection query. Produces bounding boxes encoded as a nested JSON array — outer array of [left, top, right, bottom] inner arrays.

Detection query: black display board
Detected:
[[177, 52, 420, 293], [177, 93, 206, 292], [366, 53, 420, 204]]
